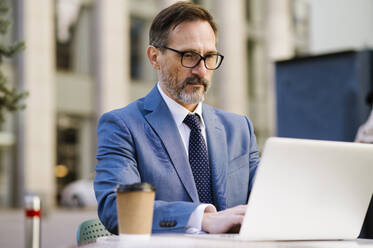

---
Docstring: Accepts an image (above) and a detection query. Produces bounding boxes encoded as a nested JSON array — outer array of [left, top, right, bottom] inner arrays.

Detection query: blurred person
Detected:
[[355, 90, 373, 143], [94, 1, 260, 235], [356, 90, 373, 239]]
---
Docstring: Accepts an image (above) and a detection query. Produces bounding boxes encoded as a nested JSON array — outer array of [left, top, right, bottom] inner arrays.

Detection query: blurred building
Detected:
[[0, 0, 372, 209]]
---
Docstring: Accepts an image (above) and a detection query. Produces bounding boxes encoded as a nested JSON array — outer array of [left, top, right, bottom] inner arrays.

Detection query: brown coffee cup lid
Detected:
[[116, 182, 155, 193]]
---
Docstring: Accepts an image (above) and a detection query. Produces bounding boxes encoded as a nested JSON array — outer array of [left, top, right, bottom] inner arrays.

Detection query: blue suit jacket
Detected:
[[94, 86, 260, 234]]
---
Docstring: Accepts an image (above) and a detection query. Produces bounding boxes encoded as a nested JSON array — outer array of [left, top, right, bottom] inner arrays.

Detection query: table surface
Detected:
[[81, 235, 373, 248]]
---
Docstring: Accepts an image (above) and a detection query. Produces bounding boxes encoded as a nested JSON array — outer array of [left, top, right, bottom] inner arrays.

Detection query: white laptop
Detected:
[[198, 137, 373, 241]]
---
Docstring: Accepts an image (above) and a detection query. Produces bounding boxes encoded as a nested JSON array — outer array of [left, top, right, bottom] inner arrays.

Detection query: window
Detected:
[[291, 0, 310, 55], [56, 115, 80, 204], [56, 0, 93, 73], [130, 17, 147, 80], [245, 0, 252, 21]]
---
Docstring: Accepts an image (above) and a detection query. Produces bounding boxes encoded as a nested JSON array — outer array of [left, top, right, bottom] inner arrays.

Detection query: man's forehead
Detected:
[[168, 20, 217, 51]]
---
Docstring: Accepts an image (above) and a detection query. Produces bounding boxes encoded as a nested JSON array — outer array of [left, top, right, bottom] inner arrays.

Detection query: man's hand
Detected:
[[201, 205, 247, 234]]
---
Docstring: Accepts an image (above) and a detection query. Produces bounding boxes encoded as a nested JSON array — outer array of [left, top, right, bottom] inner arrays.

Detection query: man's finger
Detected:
[[221, 205, 247, 215]]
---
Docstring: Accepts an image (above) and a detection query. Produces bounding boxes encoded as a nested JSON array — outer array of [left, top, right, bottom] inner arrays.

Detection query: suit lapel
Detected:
[[203, 105, 228, 210], [143, 86, 199, 202]]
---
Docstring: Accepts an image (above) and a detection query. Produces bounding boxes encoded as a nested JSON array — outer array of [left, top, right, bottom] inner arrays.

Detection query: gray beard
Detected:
[[160, 73, 210, 105]]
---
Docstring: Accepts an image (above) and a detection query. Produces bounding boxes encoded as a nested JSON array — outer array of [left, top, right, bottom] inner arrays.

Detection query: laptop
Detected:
[[197, 137, 373, 241]]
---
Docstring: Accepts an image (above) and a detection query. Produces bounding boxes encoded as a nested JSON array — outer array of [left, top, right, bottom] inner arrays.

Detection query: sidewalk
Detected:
[[0, 208, 98, 248]]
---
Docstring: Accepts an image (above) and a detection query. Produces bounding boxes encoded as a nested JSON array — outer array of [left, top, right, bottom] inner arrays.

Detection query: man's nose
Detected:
[[191, 59, 207, 77]]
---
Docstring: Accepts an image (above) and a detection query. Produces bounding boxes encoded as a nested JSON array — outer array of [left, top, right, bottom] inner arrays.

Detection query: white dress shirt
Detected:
[[157, 83, 216, 233], [157, 83, 207, 154]]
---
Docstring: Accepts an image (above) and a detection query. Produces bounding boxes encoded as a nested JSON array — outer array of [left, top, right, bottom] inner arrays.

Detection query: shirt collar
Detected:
[[157, 83, 205, 128]]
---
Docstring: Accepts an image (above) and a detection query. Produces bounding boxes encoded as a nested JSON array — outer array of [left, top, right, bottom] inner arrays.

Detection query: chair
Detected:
[[76, 218, 113, 246]]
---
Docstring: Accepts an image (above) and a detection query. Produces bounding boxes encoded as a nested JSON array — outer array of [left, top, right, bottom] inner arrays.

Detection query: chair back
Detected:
[[77, 218, 113, 245]]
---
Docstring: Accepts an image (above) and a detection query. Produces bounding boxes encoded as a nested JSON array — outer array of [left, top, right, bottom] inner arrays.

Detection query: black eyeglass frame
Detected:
[[159, 46, 224, 70]]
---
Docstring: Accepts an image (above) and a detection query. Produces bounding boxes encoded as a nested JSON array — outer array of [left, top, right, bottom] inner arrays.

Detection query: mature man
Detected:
[[94, 1, 260, 234]]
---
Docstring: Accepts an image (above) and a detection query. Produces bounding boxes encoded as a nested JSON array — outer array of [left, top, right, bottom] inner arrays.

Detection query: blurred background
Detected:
[[0, 0, 372, 246]]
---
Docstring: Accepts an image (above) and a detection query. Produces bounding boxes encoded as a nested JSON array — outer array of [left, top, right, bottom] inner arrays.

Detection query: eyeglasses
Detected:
[[160, 46, 224, 70]]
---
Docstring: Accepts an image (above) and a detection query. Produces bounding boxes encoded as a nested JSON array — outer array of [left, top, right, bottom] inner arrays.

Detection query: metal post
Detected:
[[24, 195, 41, 248]]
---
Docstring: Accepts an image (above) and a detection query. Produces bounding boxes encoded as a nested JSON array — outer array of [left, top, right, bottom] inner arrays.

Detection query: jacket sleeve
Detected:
[[245, 116, 260, 192], [94, 111, 199, 234]]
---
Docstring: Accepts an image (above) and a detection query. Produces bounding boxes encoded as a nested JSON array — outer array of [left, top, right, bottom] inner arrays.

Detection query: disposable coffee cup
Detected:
[[116, 183, 155, 238]]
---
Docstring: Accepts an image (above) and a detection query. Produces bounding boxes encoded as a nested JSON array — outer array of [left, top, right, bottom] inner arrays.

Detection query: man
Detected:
[[355, 91, 373, 143], [356, 90, 373, 239], [94, 1, 260, 234]]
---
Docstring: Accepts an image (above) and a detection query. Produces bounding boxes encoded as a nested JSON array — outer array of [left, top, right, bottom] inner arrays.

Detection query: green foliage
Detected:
[[0, 0, 27, 123]]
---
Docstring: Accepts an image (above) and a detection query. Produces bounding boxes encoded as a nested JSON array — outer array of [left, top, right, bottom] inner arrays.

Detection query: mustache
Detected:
[[182, 75, 209, 88]]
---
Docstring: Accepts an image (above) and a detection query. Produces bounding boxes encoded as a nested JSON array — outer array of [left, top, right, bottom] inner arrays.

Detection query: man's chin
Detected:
[[179, 91, 205, 105]]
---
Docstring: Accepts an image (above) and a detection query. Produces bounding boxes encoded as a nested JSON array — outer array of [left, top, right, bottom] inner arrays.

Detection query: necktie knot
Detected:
[[183, 114, 201, 131]]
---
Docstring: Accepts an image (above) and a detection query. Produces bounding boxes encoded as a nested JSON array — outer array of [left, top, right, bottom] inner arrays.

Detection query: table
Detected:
[[81, 235, 373, 248]]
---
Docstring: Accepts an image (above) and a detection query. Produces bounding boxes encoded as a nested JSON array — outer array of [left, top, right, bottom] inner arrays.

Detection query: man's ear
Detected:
[[147, 46, 161, 70]]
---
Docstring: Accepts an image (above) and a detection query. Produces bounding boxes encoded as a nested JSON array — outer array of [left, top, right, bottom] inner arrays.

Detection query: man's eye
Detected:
[[183, 53, 194, 58], [206, 54, 217, 58]]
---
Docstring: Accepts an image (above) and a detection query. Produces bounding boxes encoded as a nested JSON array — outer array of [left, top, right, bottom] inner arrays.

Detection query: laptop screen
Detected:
[[240, 137, 373, 241]]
